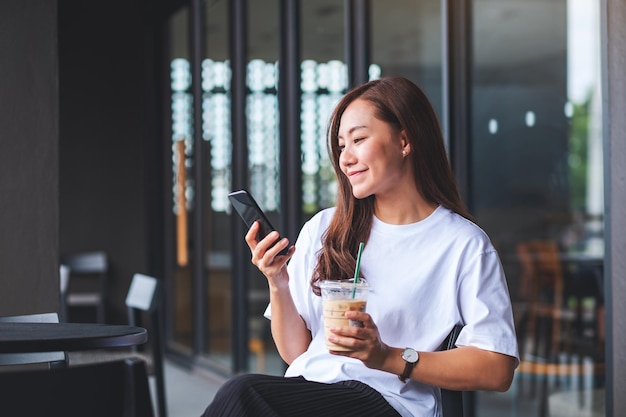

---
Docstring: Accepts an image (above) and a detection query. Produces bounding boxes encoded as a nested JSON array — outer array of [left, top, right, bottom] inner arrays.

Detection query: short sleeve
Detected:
[[456, 249, 520, 366]]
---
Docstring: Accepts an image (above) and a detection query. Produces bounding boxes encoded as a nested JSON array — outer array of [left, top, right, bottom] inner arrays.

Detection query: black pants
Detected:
[[201, 374, 402, 417]]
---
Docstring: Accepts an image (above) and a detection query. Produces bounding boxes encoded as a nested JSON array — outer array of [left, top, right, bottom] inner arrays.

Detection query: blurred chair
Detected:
[[126, 273, 167, 417], [0, 312, 67, 369], [61, 251, 108, 323], [248, 288, 270, 372], [515, 240, 603, 417], [0, 357, 154, 417], [516, 240, 569, 359], [69, 273, 167, 417]]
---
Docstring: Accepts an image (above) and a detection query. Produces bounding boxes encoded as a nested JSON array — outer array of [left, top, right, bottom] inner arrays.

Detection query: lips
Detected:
[[347, 169, 365, 177]]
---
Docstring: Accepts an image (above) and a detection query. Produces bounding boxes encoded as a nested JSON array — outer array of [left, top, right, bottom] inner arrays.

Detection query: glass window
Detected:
[[245, 0, 281, 375], [168, 6, 194, 354], [371, 0, 442, 118], [300, 1, 347, 215], [471, 0, 605, 415], [201, 0, 232, 372]]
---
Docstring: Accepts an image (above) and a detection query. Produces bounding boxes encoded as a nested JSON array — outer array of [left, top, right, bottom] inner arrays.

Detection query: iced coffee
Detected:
[[320, 279, 369, 351]]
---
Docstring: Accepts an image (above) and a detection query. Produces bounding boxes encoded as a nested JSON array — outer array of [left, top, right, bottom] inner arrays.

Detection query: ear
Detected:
[[400, 130, 411, 156]]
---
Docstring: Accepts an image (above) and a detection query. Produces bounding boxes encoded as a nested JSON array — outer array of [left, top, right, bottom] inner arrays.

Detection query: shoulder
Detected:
[[302, 207, 336, 232], [435, 207, 496, 253], [293, 207, 336, 247]]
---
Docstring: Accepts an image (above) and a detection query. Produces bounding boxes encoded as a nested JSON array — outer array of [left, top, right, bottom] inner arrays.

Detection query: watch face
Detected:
[[402, 348, 419, 363]]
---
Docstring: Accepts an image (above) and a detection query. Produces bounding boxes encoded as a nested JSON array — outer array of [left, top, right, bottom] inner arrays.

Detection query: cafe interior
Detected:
[[1, 0, 625, 416]]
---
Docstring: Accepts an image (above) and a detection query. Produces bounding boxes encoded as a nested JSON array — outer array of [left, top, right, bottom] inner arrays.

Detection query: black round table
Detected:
[[0, 322, 147, 353]]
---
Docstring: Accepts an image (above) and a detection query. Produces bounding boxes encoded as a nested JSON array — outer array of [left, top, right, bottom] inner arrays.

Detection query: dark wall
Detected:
[[0, 1, 60, 316], [58, 0, 154, 323]]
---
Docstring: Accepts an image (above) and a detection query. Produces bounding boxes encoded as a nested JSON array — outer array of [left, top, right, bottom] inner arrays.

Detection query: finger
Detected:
[[253, 232, 290, 269], [256, 231, 281, 256], [260, 242, 295, 273], [330, 324, 367, 341], [244, 221, 260, 248], [345, 311, 374, 328], [265, 244, 296, 269], [327, 333, 361, 351], [265, 237, 291, 258]]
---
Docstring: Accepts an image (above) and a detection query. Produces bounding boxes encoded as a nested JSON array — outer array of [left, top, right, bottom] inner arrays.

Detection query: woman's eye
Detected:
[[338, 145, 345, 153], [354, 137, 365, 143]]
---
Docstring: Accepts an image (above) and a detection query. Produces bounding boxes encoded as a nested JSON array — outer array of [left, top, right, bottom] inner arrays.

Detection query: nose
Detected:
[[339, 144, 356, 168]]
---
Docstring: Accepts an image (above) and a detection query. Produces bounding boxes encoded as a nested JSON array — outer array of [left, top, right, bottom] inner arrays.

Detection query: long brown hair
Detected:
[[311, 77, 472, 295]]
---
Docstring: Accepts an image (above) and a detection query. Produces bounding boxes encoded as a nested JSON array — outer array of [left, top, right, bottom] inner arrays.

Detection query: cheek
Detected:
[[358, 145, 379, 165], [366, 145, 396, 170], [377, 153, 405, 180]]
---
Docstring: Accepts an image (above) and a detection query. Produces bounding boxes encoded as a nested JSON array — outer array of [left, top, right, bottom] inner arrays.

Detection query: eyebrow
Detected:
[[338, 125, 367, 139]]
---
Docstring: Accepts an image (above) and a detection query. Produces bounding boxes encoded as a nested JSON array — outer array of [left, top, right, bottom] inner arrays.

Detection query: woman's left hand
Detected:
[[327, 311, 393, 370]]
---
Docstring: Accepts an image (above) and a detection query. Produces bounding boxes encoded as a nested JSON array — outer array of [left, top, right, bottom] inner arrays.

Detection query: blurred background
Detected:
[[2, 0, 624, 416]]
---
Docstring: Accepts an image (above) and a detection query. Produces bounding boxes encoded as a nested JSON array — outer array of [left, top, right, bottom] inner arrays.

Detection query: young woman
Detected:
[[202, 77, 519, 417]]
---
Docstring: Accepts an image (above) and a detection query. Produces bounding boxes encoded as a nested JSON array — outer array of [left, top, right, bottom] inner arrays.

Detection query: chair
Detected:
[[516, 240, 569, 359], [61, 251, 108, 323], [126, 273, 167, 417], [0, 312, 67, 369], [0, 357, 154, 417], [249, 288, 271, 372], [68, 273, 167, 417], [515, 240, 604, 417], [438, 324, 472, 417]]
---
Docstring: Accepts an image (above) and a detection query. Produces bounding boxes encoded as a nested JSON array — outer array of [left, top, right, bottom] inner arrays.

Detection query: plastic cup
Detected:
[[320, 278, 369, 351]]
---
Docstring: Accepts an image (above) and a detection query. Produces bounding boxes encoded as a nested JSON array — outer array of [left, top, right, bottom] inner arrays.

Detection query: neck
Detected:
[[373, 192, 437, 224]]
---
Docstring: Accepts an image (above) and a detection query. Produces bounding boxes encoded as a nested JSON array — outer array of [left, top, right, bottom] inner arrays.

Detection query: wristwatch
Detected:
[[399, 347, 419, 383]]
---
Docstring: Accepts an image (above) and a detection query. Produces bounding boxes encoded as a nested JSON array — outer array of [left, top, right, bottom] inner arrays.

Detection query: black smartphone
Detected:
[[228, 189, 289, 256]]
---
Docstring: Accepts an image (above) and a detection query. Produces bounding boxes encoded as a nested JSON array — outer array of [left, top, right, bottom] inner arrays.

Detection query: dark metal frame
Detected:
[[345, 0, 370, 88], [229, 0, 250, 373], [161, 6, 177, 367], [442, 0, 472, 206], [190, 0, 207, 357], [602, 0, 626, 415], [278, 0, 303, 256], [441, 1, 474, 415]]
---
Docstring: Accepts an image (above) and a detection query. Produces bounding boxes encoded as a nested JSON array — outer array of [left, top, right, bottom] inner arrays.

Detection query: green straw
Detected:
[[351, 242, 365, 298]]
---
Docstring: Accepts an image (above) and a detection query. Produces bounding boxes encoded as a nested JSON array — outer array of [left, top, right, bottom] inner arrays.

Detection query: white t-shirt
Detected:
[[264, 206, 519, 417]]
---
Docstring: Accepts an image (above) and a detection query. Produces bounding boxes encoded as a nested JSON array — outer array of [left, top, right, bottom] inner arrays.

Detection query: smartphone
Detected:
[[228, 189, 289, 256]]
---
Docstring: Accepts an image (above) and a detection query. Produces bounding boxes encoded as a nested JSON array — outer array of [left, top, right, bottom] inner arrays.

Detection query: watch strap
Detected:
[[398, 361, 415, 383], [398, 348, 418, 383]]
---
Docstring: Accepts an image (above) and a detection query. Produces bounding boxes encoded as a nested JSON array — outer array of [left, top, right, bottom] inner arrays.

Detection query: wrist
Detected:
[[382, 347, 406, 378], [268, 283, 290, 297], [399, 347, 419, 382], [266, 273, 290, 293]]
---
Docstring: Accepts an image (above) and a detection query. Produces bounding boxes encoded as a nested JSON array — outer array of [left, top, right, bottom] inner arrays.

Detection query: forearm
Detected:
[[269, 286, 312, 364], [380, 346, 516, 391]]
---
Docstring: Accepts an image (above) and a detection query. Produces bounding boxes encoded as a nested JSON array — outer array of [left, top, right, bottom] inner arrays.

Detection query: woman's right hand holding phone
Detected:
[[245, 221, 295, 290], [246, 221, 309, 363]]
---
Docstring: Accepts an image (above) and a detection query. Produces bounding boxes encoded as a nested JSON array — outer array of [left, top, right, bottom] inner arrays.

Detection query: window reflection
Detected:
[[472, 0, 604, 415], [171, 58, 372, 215], [171, 56, 362, 374], [168, 6, 194, 353], [371, 0, 442, 117]]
